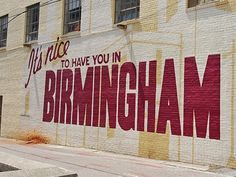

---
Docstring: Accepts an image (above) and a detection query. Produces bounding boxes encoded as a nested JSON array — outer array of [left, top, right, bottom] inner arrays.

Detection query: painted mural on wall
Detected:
[[24, 37, 221, 140]]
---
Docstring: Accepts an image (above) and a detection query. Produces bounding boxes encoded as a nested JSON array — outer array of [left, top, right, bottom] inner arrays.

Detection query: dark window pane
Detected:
[[0, 15, 8, 47], [64, 0, 81, 34], [0, 40, 6, 48], [115, 0, 140, 23], [26, 3, 40, 42], [188, 0, 200, 8]]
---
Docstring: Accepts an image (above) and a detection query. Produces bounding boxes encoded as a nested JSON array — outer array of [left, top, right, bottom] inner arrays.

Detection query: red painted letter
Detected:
[[72, 67, 93, 126], [118, 62, 136, 131], [184, 54, 220, 140], [92, 66, 100, 127], [43, 71, 56, 122], [137, 61, 157, 132], [54, 70, 62, 123], [100, 65, 118, 128], [157, 59, 181, 136], [60, 69, 73, 124]]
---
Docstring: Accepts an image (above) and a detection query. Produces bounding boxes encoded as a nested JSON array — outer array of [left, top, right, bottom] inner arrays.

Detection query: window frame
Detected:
[[0, 15, 8, 48], [63, 0, 82, 34], [187, 0, 221, 8], [115, 0, 140, 24], [25, 3, 40, 43]]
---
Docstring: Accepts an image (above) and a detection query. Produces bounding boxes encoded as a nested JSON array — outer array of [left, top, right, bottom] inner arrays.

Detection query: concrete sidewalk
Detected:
[[0, 138, 235, 177]]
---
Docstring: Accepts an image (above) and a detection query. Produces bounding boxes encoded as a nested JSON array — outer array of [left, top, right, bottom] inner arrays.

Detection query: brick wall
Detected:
[[0, 0, 236, 168]]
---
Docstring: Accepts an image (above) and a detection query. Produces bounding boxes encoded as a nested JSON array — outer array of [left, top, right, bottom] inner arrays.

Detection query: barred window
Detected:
[[26, 3, 40, 42], [188, 0, 218, 8], [64, 0, 81, 34], [0, 15, 8, 48], [115, 0, 140, 23]]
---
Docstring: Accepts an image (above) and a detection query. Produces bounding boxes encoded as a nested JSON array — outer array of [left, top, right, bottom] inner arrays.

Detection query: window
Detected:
[[115, 0, 140, 23], [188, 0, 218, 8], [26, 3, 40, 42], [0, 15, 8, 48], [64, 0, 81, 34]]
